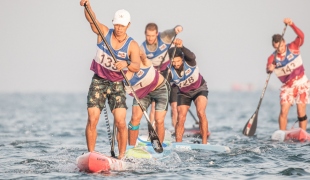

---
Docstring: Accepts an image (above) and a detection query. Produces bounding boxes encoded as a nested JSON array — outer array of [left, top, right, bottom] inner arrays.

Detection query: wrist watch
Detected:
[[126, 60, 131, 67]]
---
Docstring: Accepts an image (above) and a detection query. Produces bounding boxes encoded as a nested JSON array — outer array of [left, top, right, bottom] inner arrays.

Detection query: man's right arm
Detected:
[[160, 25, 183, 43], [266, 54, 276, 73], [80, 0, 109, 38]]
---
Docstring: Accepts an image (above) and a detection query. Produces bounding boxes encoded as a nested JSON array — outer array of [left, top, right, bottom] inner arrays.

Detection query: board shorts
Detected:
[[177, 82, 209, 106], [280, 75, 310, 104], [87, 74, 127, 112], [133, 80, 170, 111], [169, 84, 178, 103], [159, 68, 179, 104]]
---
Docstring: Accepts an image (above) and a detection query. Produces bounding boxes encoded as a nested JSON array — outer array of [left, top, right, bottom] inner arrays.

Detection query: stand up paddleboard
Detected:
[[170, 125, 211, 138], [77, 139, 230, 173], [133, 135, 230, 153], [126, 142, 173, 160], [76, 152, 127, 173], [181, 125, 201, 137], [271, 128, 310, 142], [77, 130, 230, 172]]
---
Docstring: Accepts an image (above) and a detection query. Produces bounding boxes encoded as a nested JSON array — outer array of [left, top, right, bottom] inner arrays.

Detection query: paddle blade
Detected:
[[242, 111, 258, 136], [147, 122, 163, 153]]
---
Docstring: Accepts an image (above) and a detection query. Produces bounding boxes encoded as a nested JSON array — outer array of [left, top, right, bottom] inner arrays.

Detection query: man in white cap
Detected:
[[80, 0, 140, 159]]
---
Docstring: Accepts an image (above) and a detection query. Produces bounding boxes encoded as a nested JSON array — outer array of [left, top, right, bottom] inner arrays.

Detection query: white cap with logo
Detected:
[[113, 9, 130, 26]]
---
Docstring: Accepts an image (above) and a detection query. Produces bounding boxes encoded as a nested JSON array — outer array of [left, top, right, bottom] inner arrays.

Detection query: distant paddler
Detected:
[[266, 18, 310, 131]]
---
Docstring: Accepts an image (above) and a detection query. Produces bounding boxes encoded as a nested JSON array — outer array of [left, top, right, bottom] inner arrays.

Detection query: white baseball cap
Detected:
[[112, 9, 130, 26]]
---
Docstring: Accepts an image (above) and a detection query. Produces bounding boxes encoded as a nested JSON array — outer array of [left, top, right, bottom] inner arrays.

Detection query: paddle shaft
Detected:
[[157, 34, 177, 71], [242, 74, 270, 136], [255, 24, 288, 111], [188, 109, 199, 124], [164, 46, 176, 80], [103, 105, 116, 157], [256, 73, 271, 111], [84, 4, 163, 153], [243, 24, 287, 136], [111, 121, 116, 156]]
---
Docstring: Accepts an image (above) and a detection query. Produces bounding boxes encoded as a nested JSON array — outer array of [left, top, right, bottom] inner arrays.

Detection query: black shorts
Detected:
[[177, 83, 209, 106], [169, 84, 179, 103]]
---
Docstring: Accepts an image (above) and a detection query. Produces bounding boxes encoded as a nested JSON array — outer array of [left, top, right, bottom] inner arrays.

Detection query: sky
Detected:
[[1, 0, 310, 93]]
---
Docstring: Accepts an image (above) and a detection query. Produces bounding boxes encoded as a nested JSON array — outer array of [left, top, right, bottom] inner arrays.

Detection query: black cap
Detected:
[[168, 47, 184, 59]]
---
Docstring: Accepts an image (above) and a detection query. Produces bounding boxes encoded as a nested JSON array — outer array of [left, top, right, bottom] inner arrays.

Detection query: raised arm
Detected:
[[174, 38, 196, 66], [291, 23, 304, 47], [160, 25, 183, 43], [80, 0, 109, 39], [182, 47, 196, 65]]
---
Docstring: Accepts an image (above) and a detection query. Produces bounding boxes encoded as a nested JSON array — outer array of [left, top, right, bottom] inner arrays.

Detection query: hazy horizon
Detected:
[[1, 0, 310, 93]]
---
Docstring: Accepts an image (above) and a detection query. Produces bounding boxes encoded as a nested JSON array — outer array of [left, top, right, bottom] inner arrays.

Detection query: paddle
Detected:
[[102, 105, 116, 157], [111, 121, 117, 156], [242, 24, 287, 136], [290, 120, 299, 129], [164, 46, 177, 80], [188, 109, 199, 125], [84, 4, 163, 153], [157, 34, 177, 71]]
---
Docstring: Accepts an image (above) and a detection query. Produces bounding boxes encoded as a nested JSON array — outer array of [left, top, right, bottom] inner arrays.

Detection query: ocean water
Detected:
[[0, 90, 310, 180]]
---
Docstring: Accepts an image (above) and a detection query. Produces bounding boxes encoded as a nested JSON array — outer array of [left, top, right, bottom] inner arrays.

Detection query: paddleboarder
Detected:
[[140, 23, 183, 128], [168, 38, 209, 144], [80, 0, 141, 159], [266, 18, 309, 131], [126, 51, 170, 145]]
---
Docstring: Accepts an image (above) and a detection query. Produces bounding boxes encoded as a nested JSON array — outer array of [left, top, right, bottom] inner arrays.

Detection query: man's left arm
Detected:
[[127, 41, 141, 73], [182, 46, 196, 66], [291, 23, 304, 48], [114, 40, 140, 72], [284, 18, 304, 47]]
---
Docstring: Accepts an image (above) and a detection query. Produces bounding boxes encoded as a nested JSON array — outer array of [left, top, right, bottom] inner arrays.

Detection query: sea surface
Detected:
[[1, 90, 310, 180]]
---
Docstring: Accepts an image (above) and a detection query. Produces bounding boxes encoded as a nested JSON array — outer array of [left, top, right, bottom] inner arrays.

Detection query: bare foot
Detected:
[[207, 131, 211, 138], [118, 153, 125, 160]]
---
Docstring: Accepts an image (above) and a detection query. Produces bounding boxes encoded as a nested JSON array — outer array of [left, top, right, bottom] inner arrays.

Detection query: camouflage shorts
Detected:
[[87, 75, 127, 112]]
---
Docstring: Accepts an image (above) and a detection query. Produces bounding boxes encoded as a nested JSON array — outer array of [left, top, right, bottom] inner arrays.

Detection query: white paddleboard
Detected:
[[271, 128, 310, 142]]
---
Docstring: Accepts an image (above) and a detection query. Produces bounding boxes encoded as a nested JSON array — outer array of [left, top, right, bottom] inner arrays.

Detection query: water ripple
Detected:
[[1, 92, 310, 179]]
